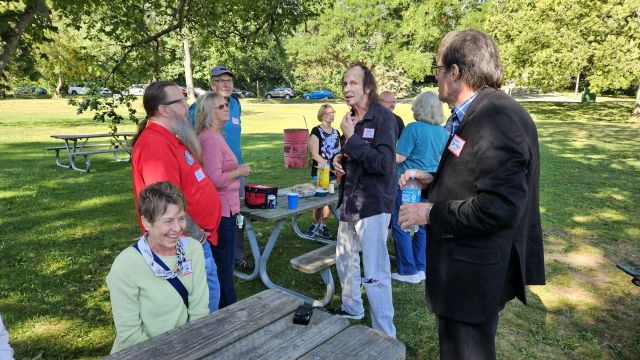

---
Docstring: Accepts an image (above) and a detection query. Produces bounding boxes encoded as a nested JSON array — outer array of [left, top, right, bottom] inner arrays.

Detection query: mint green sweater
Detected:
[[106, 238, 209, 353]]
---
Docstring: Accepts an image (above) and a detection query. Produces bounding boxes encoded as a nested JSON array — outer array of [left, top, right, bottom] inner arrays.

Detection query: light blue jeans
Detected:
[[202, 241, 221, 313], [336, 213, 396, 338]]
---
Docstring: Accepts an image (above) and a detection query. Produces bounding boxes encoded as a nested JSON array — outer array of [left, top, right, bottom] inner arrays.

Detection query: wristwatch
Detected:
[[426, 203, 434, 224]]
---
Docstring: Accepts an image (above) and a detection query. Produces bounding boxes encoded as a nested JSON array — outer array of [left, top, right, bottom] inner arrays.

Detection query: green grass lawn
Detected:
[[0, 97, 638, 359]]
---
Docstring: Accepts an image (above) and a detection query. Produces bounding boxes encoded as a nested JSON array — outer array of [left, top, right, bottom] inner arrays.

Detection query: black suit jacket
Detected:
[[426, 87, 545, 324]]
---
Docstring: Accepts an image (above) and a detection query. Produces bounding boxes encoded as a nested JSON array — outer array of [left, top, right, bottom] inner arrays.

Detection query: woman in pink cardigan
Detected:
[[195, 91, 251, 308]]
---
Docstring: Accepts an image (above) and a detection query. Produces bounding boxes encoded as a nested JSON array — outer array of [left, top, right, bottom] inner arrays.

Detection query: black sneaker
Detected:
[[317, 225, 332, 239], [328, 307, 364, 320], [305, 224, 319, 236]]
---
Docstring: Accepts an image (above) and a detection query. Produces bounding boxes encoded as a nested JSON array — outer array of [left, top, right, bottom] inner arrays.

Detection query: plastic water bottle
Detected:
[[402, 171, 421, 235], [236, 214, 244, 229]]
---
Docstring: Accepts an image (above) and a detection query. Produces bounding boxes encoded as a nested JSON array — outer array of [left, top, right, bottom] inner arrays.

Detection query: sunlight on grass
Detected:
[[12, 318, 74, 339], [547, 244, 605, 268], [535, 280, 601, 311], [37, 253, 73, 276], [76, 194, 130, 209], [573, 210, 627, 223]]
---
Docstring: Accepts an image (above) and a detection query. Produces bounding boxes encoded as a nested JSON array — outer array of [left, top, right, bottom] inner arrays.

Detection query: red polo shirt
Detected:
[[132, 121, 221, 245]]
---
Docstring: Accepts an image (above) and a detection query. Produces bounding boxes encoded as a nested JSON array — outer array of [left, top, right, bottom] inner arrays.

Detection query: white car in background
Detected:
[[124, 84, 148, 96], [68, 84, 90, 95]]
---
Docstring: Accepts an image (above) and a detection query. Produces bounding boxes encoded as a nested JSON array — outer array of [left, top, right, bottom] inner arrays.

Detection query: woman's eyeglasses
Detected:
[[217, 102, 230, 110]]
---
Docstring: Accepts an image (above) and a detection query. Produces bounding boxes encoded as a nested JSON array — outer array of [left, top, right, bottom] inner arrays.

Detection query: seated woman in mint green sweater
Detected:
[[107, 181, 209, 353]]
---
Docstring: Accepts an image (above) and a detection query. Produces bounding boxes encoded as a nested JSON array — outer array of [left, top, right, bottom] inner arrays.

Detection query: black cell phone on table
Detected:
[[292, 304, 313, 325]]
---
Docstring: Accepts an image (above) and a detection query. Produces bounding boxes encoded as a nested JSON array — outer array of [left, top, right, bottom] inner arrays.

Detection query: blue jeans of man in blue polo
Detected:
[[202, 241, 221, 313]]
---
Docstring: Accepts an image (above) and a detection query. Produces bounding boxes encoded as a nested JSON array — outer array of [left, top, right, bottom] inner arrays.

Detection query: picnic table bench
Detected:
[[105, 288, 406, 359], [47, 132, 135, 172]]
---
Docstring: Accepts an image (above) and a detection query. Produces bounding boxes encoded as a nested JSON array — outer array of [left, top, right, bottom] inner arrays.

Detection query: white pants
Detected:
[[336, 213, 396, 338]]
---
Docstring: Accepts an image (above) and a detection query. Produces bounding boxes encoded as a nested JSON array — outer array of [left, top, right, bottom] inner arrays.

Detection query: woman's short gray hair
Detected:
[[412, 91, 444, 125]]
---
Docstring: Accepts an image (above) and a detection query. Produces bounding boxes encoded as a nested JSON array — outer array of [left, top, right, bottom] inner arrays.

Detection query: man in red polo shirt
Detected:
[[130, 81, 222, 313]]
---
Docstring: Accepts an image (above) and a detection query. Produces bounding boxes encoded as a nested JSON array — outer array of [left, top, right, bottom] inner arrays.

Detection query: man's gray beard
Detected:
[[172, 116, 202, 162]]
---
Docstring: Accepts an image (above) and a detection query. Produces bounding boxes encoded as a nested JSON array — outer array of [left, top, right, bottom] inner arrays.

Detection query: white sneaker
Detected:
[[418, 271, 426, 281], [391, 272, 422, 284]]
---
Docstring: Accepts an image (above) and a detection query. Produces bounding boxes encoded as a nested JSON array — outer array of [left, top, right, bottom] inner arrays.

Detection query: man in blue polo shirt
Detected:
[[188, 66, 252, 269]]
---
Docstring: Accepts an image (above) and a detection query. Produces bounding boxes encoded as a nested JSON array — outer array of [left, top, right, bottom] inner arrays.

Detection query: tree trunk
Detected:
[[55, 73, 64, 99], [574, 73, 580, 95], [183, 38, 195, 102], [633, 86, 640, 117], [0, 3, 38, 74]]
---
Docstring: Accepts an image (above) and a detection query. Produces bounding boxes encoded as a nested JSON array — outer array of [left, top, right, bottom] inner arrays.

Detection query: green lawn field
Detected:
[[0, 97, 638, 359]]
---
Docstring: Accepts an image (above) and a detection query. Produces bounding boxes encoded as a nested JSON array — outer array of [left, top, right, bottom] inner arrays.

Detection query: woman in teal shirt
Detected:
[[391, 91, 448, 283]]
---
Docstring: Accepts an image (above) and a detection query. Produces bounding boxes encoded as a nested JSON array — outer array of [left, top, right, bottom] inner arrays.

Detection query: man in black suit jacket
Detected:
[[398, 30, 545, 359]]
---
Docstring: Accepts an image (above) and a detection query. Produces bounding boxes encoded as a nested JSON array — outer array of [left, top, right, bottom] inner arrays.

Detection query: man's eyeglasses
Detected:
[[213, 79, 233, 85], [162, 98, 187, 106], [217, 102, 230, 110], [431, 65, 447, 76]]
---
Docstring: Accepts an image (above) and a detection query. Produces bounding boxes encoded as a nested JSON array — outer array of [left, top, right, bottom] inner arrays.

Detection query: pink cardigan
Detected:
[[198, 129, 240, 217]]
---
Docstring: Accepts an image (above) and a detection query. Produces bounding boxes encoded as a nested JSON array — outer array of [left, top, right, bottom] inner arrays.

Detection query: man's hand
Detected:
[[399, 169, 433, 189], [340, 111, 357, 140], [332, 153, 345, 177], [398, 202, 432, 228]]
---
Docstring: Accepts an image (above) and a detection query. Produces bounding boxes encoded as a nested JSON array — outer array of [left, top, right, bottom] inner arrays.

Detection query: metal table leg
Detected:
[[233, 217, 261, 281], [258, 219, 332, 306]]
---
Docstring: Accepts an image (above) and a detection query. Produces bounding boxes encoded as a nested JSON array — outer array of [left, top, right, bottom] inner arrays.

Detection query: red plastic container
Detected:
[[283, 128, 309, 168]]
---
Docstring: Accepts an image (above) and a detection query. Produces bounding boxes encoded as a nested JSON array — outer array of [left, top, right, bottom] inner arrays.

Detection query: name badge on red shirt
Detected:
[[184, 150, 194, 166], [194, 168, 205, 182], [448, 135, 466, 157]]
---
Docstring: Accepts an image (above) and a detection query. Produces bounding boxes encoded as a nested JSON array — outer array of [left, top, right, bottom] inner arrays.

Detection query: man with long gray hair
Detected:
[[398, 30, 545, 359], [332, 64, 398, 338]]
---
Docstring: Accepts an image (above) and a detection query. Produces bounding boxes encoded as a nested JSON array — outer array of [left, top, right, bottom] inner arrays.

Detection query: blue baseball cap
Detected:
[[210, 66, 235, 78]]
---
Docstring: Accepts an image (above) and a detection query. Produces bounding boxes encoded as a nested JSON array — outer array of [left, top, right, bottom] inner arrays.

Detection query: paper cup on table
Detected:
[[287, 193, 299, 209]]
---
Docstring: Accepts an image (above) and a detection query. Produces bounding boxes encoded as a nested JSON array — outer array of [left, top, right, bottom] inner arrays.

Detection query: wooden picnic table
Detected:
[[236, 191, 340, 306], [104, 288, 406, 360], [47, 132, 135, 172]]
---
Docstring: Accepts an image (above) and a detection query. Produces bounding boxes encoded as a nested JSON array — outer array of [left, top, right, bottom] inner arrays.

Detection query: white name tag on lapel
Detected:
[[448, 135, 466, 157], [363, 128, 375, 139]]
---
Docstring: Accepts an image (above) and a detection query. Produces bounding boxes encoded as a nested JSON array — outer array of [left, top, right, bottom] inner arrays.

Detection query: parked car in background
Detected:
[[99, 87, 112, 95], [302, 89, 335, 100], [123, 84, 147, 96], [68, 84, 90, 95], [233, 88, 254, 98], [265, 87, 294, 99], [15, 86, 47, 95]]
